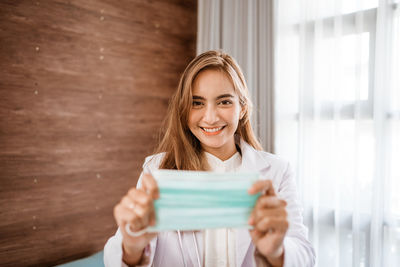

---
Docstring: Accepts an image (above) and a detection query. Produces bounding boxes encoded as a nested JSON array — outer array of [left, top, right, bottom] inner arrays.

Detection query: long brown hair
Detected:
[[154, 50, 262, 170]]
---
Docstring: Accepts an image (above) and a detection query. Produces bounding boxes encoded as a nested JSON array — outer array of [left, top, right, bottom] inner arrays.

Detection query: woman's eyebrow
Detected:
[[192, 94, 234, 100], [216, 94, 234, 100]]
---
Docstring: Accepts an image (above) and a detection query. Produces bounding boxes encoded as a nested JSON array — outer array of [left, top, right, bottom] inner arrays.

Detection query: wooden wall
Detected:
[[0, 0, 197, 266]]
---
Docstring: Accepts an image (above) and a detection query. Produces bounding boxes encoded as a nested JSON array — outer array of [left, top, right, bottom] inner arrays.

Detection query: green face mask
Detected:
[[125, 170, 260, 236]]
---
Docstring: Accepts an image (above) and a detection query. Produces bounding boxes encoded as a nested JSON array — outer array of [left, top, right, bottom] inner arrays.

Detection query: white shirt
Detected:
[[103, 138, 316, 267], [203, 151, 241, 267]]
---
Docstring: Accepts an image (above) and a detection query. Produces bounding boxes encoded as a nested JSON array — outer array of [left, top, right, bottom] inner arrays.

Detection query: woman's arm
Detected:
[[104, 171, 159, 267], [248, 162, 315, 267]]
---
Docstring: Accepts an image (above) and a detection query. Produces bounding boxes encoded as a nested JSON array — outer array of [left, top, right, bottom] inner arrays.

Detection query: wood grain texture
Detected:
[[0, 0, 197, 266]]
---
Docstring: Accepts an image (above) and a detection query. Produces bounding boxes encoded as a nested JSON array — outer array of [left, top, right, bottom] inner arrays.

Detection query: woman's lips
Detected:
[[200, 126, 225, 135]]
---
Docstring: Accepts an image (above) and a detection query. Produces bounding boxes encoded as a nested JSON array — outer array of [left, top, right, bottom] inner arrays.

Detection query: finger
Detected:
[[141, 173, 160, 199], [114, 204, 140, 229], [249, 196, 285, 225], [126, 199, 154, 227], [149, 208, 156, 226], [121, 195, 153, 228], [253, 206, 287, 223], [255, 196, 287, 210], [249, 206, 285, 226], [255, 217, 289, 233], [248, 215, 255, 225], [127, 188, 153, 207], [248, 179, 276, 196], [248, 203, 257, 225], [249, 228, 263, 243]]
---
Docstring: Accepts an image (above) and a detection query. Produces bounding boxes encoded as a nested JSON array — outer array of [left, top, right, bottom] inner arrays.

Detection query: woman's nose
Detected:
[[203, 104, 218, 124]]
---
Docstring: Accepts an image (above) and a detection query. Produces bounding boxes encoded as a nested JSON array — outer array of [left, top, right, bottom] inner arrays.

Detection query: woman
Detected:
[[104, 50, 315, 267]]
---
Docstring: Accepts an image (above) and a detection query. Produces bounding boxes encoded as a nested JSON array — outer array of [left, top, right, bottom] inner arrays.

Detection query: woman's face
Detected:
[[188, 69, 243, 160]]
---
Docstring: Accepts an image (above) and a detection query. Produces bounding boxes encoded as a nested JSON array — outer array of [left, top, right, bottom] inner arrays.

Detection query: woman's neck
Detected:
[[202, 141, 238, 161]]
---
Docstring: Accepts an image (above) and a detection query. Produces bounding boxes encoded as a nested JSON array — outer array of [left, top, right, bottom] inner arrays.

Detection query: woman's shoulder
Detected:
[[142, 152, 166, 171], [241, 139, 290, 170], [257, 150, 289, 164], [251, 148, 292, 173], [260, 151, 292, 171]]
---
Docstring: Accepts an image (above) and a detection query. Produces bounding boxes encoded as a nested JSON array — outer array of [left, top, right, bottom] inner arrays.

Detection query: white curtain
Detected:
[[197, 0, 275, 152], [274, 0, 400, 266]]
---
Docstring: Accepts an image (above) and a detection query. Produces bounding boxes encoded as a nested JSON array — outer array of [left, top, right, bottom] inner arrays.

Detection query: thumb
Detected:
[[248, 179, 276, 196]]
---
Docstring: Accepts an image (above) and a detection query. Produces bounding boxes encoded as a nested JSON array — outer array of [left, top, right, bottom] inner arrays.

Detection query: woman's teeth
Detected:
[[202, 126, 223, 132]]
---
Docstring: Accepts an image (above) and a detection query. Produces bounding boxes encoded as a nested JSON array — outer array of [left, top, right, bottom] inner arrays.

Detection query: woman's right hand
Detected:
[[113, 173, 160, 265]]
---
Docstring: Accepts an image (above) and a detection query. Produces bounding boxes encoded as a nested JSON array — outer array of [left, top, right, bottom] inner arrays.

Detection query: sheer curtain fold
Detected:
[[275, 0, 400, 266], [197, 0, 275, 152]]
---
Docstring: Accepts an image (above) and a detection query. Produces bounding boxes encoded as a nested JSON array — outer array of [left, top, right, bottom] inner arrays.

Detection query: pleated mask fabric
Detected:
[[147, 169, 260, 232]]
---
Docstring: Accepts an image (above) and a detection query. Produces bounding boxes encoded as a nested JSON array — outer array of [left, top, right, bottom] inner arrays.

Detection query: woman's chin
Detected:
[[200, 139, 227, 151]]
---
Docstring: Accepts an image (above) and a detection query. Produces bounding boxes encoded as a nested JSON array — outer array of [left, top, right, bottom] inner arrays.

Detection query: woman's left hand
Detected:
[[248, 180, 288, 267]]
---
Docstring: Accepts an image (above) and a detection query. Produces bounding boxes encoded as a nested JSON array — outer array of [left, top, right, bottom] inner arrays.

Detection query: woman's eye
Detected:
[[219, 100, 232, 105], [192, 101, 203, 107]]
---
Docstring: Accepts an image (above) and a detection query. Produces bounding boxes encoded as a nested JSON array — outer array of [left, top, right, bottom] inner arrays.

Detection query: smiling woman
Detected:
[[104, 50, 315, 267]]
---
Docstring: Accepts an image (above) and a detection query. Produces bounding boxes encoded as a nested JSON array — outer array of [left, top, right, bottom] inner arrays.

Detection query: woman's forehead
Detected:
[[192, 69, 237, 97]]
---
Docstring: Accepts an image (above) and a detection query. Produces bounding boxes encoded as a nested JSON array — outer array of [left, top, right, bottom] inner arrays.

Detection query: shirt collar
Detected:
[[204, 151, 242, 172]]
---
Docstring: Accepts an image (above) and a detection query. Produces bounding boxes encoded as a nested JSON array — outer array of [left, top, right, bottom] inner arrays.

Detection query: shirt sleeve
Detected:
[[103, 227, 158, 267], [103, 228, 128, 267], [103, 155, 162, 267], [252, 161, 315, 267], [278, 162, 315, 267]]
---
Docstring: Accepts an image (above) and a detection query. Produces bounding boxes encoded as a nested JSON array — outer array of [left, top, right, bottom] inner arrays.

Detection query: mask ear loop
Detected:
[[192, 232, 201, 267], [125, 224, 148, 237], [177, 230, 188, 267]]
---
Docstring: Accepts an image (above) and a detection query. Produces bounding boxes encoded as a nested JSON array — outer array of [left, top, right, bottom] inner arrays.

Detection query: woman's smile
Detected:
[[200, 126, 226, 135]]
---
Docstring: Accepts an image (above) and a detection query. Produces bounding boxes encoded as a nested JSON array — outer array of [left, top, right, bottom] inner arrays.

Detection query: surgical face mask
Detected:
[[126, 170, 260, 236]]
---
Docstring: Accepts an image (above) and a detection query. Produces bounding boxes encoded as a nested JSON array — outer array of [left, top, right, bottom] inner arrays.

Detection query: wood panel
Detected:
[[0, 0, 197, 266]]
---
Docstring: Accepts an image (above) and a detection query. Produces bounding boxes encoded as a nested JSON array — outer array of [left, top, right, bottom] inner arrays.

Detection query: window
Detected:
[[275, 0, 400, 266]]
